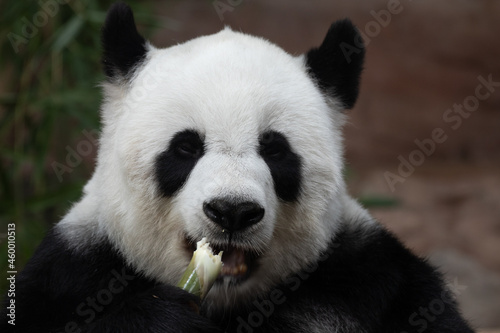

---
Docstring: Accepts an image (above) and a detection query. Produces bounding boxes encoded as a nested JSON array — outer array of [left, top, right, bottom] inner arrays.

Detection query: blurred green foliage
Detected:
[[0, 0, 158, 293]]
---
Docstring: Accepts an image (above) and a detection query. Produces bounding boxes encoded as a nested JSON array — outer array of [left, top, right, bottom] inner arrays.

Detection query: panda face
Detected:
[[93, 8, 364, 306]]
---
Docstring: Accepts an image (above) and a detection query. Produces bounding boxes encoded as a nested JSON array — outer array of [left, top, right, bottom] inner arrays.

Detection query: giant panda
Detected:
[[2, 3, 474, 333]]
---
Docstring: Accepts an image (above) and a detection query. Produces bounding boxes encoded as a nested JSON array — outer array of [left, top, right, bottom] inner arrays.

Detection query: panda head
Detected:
[[91, 3, 364, 306]]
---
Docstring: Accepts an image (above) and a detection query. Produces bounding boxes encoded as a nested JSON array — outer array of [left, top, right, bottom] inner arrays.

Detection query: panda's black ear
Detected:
[[306, 19, 365, 109], [101, 2, 147, 80]]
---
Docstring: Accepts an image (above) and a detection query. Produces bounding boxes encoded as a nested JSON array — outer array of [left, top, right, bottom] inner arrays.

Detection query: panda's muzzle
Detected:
[[182, 199, 264, 280], [201, 199, 264, 279]]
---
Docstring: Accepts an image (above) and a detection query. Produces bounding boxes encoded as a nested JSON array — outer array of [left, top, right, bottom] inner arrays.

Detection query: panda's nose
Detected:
[[203, 199, 265, 232]]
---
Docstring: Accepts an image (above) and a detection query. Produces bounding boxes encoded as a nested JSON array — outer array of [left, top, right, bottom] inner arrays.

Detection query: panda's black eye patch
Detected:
[[172, 132, 204, 159], [259, 131, 302, 202], [155, 130, 204, 197], [260, 132, 287, 160]]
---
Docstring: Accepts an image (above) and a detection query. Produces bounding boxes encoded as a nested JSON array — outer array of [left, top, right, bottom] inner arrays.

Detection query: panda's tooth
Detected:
[[220, 254, 249, 276]]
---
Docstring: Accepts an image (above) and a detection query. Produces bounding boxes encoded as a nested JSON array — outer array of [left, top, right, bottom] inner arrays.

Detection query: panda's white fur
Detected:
[[3, 4, 474, 333], [60, 26, 350, 306]]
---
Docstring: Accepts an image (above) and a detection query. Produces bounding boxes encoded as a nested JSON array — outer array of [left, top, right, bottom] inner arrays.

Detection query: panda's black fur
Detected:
[[2, 3, 474, 333], [2, 218, 473, 332], [101, 1, 147, 80], [3, 228, 218, 333]]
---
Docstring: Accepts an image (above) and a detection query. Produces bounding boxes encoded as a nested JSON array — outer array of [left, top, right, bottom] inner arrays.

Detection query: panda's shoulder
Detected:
[[12, 226, 154, 325], [282, 220, 466, 331], [310, 221, 439, 299], [17, 226, 129, 285]]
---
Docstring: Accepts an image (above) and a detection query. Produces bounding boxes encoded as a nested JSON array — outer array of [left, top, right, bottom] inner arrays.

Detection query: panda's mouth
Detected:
[[184, 237, 258, 281], [214, 245, 257, 280]]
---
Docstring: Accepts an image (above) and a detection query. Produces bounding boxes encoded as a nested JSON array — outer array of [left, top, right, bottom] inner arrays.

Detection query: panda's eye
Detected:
[[172, 130, 204, 159], [175, 141, 201, 157], [261, 142, 284, 159], [259, 131, 288, 160]]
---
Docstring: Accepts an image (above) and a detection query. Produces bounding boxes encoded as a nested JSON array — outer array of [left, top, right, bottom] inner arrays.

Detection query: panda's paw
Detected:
[[88, 284, 221, 333], [135, 284, 222, 332]]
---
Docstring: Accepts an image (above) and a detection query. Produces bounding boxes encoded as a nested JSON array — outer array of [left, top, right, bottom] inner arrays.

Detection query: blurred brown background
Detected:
[[1, 0, 499, 331]]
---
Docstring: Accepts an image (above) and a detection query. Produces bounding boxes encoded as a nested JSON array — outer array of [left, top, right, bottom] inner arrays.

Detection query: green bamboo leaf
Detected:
[[51, 15, 84, 52]]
